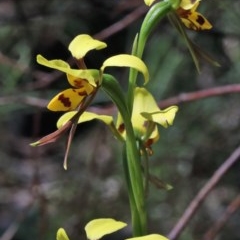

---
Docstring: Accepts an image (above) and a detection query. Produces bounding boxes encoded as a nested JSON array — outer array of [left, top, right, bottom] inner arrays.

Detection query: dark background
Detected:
[[0, 1, 239, 240]]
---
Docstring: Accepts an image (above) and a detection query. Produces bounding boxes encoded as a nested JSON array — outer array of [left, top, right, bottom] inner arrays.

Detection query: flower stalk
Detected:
[[30, 0, 214, 239]]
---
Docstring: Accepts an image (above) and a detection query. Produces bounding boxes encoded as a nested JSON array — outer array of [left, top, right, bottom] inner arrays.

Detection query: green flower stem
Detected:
[[137, 1, 172, 59], [122, 144, 144, 235], [122, 1, 174, 234], [128, 1, 172, 111], [125, 128, 147, 236], [102, 74, 146, 236]]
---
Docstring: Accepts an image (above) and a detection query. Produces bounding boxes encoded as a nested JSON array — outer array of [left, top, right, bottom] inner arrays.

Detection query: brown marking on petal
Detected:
[[143, 120, 150, 128], [58, 94, 71, 107], [118, 123, 125, 133], [77, 90, 88, 96], [144, 139, 154, 155], [73, 79, 87, 88], [176, 8, 191, 18], [196, 14, 205, 26], [145, 139, 154, 148]]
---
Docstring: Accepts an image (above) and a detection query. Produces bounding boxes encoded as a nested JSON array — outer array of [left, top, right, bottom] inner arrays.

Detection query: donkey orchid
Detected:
[[57, 87, 178, 153], [144, 0, 212, 31]]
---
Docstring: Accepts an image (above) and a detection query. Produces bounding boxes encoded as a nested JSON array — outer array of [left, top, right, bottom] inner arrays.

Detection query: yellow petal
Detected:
[[37, 54, 70, 69], [56, 229, 70, 240], [47, 89, 86, 111], [101, 54, 149, 85], [57, 111, 77, 128], [57, 111, 113, 128], [85, 218, 127, 240], [131, 87, 159, 135], [185, 12, 212, 30], [147, 125, 159, 145], [126, 234, 169, 240], [144, 0, 156, 6], [66, 77, 95, 93], [68, 34, 107, 59], [37, 55, 97, 86], [180, 0, 199, 10], [133, 87, 161, 115], [141, 106, 178, 128]]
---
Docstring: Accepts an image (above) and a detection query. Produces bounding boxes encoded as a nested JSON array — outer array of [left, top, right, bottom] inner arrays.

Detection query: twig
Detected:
[[94, 5, 147, 40], [158, 84, 240, 108], [2, 83, 240, 110], [26, 6, 147, 91], [203, 194, 240, 240], [168, 145, 240, 240]]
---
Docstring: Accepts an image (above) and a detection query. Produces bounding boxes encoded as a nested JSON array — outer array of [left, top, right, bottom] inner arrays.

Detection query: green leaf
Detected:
[[85, 219, 127, 240]]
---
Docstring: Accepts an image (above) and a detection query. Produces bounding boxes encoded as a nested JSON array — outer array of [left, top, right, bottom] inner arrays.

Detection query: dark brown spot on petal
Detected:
[[118, 123, 125, 133], [145, 139, 154, 148], [58, 94, 71, 107], [143, 120, 149, 128], [74, 80, 84, 88], [176, 8, 191, 18], [78, 90, 88, 96], [196, 14, 205, 25]]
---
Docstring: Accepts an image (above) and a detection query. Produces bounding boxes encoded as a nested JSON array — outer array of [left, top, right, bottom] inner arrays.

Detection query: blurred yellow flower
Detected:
[[177, 0, 212, 30]]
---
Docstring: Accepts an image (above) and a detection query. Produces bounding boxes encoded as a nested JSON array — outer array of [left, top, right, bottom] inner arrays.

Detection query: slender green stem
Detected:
[[125, 2, 174, 235], [125, 125, 147, 236], [102, 1, 174, 234], [128, 1, 172, 112], [102, 75, 146, 236]]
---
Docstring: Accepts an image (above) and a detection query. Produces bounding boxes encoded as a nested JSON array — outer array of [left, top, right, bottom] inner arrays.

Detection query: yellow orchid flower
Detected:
[[176, 0, 212, 30], [37, 34, 107, 111], [37, 55, 97, 112], [144, 0, 212, 31], [37, 34, 149, 112], [57, 87, 178, 154], [117, 87, 178, 151]]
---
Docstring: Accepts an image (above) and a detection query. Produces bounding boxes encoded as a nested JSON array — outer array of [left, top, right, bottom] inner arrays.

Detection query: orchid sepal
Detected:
[[101, 54, 149, 85], [68, 34, 107, 59]]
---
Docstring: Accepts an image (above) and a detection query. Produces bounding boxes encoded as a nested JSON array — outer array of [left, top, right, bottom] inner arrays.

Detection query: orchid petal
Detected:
[[132, 87, 161, 116], [66, 77, 95, 93], [144, 0, 156, 6], [180, 0, 199, 10], [141, 106, 178, 128], [183, 12, 212, 30], [57, 111, 113, 128], [131, 88, 159, 136], [85, 218, 127, 240], [101, 54, 149, 85], [68, 34, 107, 59], [57, 229, 70, 240], [126, 234, 169, 240], [47, 88, 86, 111], [37, 55, 97, 86]]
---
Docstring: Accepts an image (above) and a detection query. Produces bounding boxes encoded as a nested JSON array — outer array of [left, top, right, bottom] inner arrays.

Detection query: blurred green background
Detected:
[[0, 0, 239, 240]]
